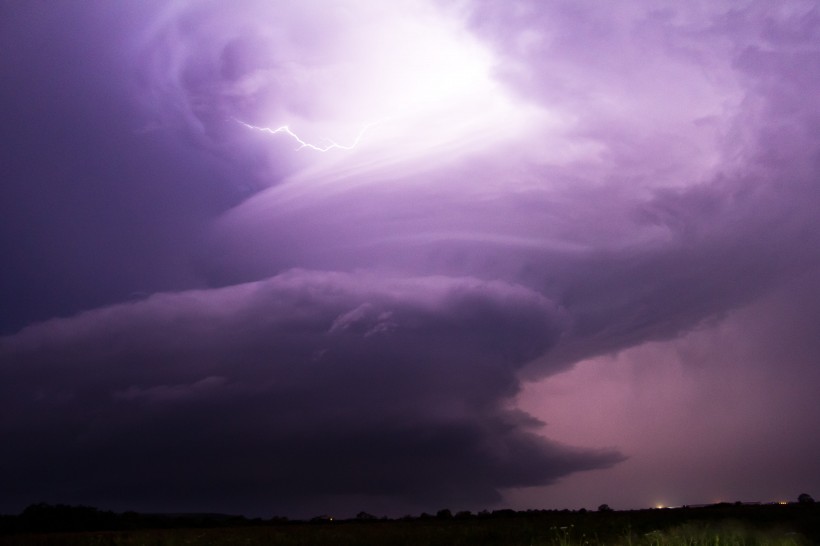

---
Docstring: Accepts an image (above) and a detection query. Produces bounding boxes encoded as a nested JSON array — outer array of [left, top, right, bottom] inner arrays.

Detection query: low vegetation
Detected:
[[1, 502, 817, 545]]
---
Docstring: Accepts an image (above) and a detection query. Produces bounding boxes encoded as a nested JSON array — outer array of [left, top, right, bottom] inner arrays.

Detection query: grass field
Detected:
[[1, 503, 816, 545]]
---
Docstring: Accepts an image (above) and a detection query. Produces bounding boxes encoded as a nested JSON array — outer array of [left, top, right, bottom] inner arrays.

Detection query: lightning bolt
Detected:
[[233, 118, 375, 152]]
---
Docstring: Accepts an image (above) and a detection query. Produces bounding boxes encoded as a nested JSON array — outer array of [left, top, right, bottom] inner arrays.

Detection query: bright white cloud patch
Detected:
[[139, 0, 547, 186]]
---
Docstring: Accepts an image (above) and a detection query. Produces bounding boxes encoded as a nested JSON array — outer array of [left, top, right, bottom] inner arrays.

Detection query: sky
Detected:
[[1, 0, 819, 518]]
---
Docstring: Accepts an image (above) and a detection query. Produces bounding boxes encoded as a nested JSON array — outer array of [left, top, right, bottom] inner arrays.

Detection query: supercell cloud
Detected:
[[1, 0, 819, 515], [1, 272, 620, 515]]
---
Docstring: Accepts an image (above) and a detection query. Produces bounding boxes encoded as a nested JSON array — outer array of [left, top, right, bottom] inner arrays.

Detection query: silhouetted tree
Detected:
[[491, 509, 516, 518], [436, 508, 453, 519], [798, 493, 815, 504], [598, 504, 613, 512]]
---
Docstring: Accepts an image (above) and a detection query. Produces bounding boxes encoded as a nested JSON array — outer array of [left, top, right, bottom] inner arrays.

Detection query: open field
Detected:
[[1, 503, 817, 546]]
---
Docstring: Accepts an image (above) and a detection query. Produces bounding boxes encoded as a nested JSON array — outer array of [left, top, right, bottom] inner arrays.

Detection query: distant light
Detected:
[[779, 501, 788, 505]]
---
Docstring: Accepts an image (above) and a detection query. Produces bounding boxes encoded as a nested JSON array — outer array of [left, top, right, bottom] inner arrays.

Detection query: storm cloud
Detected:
[[2, 0, 819, 516], [0, 272, 622, 515]]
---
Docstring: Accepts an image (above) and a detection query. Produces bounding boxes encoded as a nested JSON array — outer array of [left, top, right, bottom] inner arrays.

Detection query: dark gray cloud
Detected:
[[0, 271, 622, 515]]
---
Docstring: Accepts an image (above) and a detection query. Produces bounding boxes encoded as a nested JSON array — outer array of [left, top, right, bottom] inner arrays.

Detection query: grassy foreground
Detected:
[[1, 503, 816, 546], [0, 523, 808, 546]]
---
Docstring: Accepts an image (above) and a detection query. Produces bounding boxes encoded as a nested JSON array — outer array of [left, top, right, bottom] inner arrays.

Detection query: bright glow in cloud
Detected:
[[138, 0, 552, 185]]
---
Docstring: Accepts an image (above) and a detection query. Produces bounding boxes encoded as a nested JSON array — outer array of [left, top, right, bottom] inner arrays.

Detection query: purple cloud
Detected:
[[0, 272, 621, 515], [2, 0, 819, 516]]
